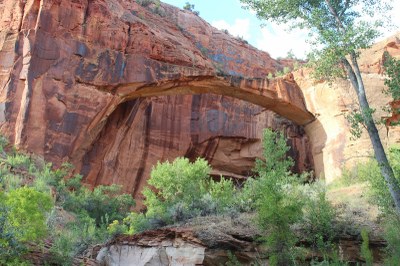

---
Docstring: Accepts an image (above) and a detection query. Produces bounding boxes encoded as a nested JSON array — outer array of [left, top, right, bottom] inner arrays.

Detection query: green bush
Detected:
[[120, 212, 152, 235], [4, 187, 53, 242], [183, 2, 199, 15], [0, 136, 135, 264], [356, 147, 400, 263], [0, 187, 53, 263], [302, 182, 336, 254], [5, 153, 31, 169], [62, 181, 135, 226], [383, 216, 400, 265], [144, 157, 209, 216], [361, 229, 373, 266], [0, 200, 24, 262], [139, 157, 238, 226], [0, 134, 9, 152], [209, 177, 236, 212], [359, 154, 397, 214], [49, 213, 110, 265]]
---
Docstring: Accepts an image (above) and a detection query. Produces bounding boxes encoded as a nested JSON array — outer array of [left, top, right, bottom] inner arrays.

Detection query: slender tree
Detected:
[[240, 0, 400, 215]]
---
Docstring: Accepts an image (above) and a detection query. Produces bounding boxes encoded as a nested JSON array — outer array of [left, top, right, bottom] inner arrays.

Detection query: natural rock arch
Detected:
[[70, 74, 315, 198], [116, 75, 315, 126]]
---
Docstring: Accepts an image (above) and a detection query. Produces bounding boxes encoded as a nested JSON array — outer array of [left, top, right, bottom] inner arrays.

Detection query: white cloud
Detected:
[[211, 18, 251, 40], [255, 23, 310, 59]]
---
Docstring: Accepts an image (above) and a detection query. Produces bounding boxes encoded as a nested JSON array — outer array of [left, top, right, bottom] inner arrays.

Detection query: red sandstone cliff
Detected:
[[0, 0, 314, 198]]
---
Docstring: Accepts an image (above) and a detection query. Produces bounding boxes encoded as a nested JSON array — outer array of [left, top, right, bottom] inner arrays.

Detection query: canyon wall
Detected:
[[0, 0, 313, 199], [297, 34, 400, 182], [1, 0, 398, 192]]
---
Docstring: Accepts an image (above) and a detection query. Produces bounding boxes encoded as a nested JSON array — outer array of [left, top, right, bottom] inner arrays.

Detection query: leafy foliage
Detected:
[[62, 179, 135, 226], [383, 52, 400, 126], [4, 187, 52, 242], [344, 107, 376, 140], [135, 0, 165, 16], [357, 147, 400, 263], [359, 156, 396, 214], [240, 0, 400, 218], [49, 213, 110, 265], [135, 0, 158, 7], [183, 2, 194, 11], [0, 196, 24, 262], [183, 2, 200, 15], [382, 215, 400, 265], [302, 182, 336, 254], [142, 157, 237, 225], [0, 137, 135, 264], [360, 229, 373, 266], [241, 0, 388, 74], [0, 187, 53, 263], [250, 129, 303, 265], [383, 52, 400, 100]]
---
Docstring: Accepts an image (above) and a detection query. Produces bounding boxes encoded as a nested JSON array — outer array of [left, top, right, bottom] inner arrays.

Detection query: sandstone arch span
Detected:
[[116, 74, 315, 126]]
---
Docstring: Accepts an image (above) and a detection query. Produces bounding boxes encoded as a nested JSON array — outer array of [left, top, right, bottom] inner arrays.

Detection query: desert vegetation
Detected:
[[0, 136, 135, 265], [1, 126, 400, 264]]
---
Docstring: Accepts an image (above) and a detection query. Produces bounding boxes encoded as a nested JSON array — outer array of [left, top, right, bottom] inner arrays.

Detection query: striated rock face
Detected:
[[81, 94, 313, 198], [0, 0, 314, 198], [297, 33, 400, 181]]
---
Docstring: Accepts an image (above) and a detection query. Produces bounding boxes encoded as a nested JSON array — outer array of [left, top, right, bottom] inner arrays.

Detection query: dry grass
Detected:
[[327, 183, 384, 239]]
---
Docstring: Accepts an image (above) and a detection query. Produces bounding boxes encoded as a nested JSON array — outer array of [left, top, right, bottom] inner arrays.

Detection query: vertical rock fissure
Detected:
[[82, 0, 90, 35], [17, 0, 27, 32], [185, 94, 201, 160], [132, 101, 152, 197]]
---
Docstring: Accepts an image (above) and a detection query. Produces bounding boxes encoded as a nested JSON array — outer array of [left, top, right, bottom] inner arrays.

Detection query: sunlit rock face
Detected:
[[296, 33, 400, 182], [0, 0, 314, 199]]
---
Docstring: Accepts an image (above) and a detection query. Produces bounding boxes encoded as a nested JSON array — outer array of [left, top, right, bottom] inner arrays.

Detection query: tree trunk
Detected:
[[326, 0, 400, 215], [350, 53, 400, 215]]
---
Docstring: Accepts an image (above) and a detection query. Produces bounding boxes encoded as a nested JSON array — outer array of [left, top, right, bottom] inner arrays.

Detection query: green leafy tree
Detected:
[[4, 187, 53, 242], [240, 0, 400, 215], [383, 52, 400, 127], [250, 129, 303, 265], [383, 52, 400, 101], [302, 182, 336, 257]]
